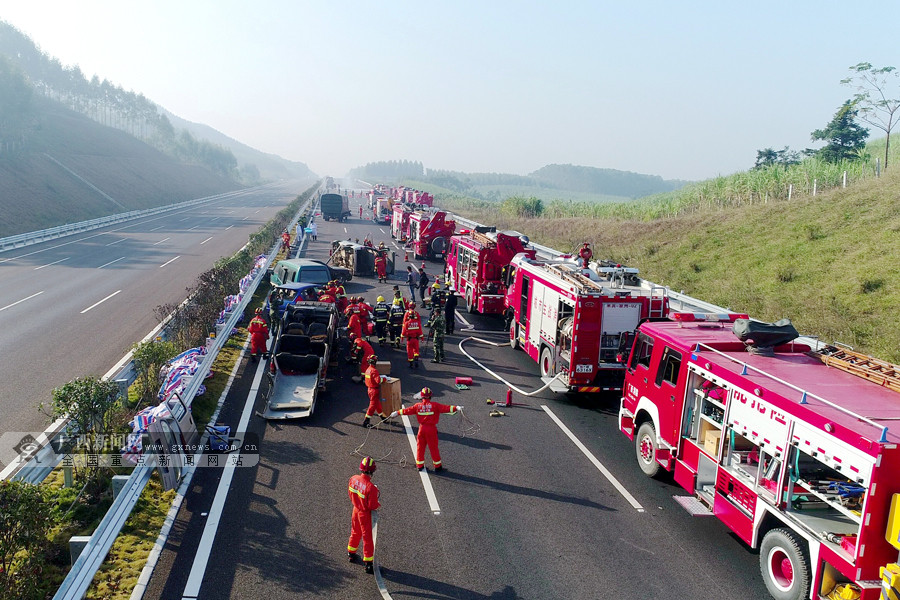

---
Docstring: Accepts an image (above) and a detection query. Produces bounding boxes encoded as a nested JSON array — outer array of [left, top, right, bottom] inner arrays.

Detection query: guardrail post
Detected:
[[69, 536, 91, 565]]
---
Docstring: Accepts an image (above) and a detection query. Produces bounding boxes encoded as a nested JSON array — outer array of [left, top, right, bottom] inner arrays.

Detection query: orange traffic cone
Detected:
[[404, 250, 409, 262]]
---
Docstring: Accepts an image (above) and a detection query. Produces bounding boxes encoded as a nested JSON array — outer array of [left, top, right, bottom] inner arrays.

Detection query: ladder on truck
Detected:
[[810, 345, 900, 393]]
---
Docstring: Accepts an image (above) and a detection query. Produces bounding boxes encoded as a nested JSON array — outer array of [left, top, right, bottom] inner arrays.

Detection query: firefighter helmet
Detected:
[[432, 282, 440, 288], [349, 331, 358, 340], [420, 387, 432, 399], [255, 307, 263, 314], [377, 296, 385, 302], [367, 354, 379, 364], [359, 456, 377, 473]]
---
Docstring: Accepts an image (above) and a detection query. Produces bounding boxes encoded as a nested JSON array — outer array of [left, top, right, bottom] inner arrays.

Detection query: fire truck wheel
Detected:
[[759, 528, 810, 600], [509, 322, 520, 350], [635, 422, 660, 477], [539, 347, 554, 378]]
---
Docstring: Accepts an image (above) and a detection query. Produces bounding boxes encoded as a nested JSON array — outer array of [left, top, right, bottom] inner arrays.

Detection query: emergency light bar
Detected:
[[671, 312, 749, 323]]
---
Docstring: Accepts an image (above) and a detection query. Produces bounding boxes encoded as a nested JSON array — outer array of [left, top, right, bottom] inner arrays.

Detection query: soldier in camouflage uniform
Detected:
[[428, 309, 446, 363]]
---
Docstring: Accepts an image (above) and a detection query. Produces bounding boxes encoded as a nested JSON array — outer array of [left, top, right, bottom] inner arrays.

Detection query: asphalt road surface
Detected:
[[0, 181, 313, 441], [143, 192, 769, 600]]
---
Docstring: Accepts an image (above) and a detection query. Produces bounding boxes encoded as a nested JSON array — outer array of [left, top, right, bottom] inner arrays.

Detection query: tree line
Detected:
[[0, 21, 252, 182]]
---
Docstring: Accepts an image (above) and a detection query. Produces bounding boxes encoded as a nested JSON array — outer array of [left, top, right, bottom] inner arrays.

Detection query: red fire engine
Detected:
[[445, 228, 536, 314], [619, 313, 900, 600], [391, 203, 412, 242], [504, 254, 668, 392], [408, 210, 456, 260]]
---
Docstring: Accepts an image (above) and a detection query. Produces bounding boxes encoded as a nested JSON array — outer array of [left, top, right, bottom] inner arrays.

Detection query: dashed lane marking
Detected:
[[542, 405, 645, 512], [153, 237, 170, 245], [200, 237, 213, 245], [97, 256, 126, 269], [159, 256, 180, 268], [34, 257, 69, 270], [80, 290, 121, 314], [0, 291, 44, 312], [400, 414, 441, 515]]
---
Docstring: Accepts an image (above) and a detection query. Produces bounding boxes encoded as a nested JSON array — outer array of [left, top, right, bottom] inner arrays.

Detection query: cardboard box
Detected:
[[703, 429, 721, 456], [376, 360, 391, 376], [380, 377, 402, 414]]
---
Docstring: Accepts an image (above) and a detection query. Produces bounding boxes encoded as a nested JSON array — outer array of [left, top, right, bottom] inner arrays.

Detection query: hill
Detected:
[[348, 160, 688, 203], [444, 168, 900, 363], [0, 93, 240, 237]]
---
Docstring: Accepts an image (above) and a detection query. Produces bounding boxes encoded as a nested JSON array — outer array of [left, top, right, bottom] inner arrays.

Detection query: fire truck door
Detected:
[[518, 274, 530, 330]]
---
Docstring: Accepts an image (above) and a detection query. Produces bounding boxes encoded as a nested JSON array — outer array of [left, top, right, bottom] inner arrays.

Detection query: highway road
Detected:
[[143, 192, 769, 600], [0, 181, 313, 442]]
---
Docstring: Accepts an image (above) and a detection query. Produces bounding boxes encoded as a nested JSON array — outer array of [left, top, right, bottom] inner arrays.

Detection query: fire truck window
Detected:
[[723, 429, 760, 483], [654, 347, 682, 387], [630, 333, 654, 370]]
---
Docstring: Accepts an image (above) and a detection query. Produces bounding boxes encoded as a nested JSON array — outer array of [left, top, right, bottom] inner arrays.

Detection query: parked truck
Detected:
[[619, 314, 900, 600], [445, 227, 536, 314], [320, 192, 350, 222], [504, 253, 668, 392], [409, 209, 456, 260]]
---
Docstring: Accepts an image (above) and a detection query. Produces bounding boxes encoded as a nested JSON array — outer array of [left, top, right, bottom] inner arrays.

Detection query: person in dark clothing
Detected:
[[417, 268, 430, 308], [444, 288, 458, 334]]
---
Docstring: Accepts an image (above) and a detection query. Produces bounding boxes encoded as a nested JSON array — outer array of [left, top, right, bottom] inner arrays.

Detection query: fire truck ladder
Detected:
[[470, 230, 496, 248], [810, 345, 900, 394], [546, 264, 605, 292]]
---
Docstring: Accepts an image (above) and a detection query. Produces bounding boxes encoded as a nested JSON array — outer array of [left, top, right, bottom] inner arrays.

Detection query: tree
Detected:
[[131, 339, 178, 407], [0, 481, 52, 600], [45, 377, 122, 495], [842, 62, 900, 170], [811, 101, 869, 163], [754, 146, 803, 169]]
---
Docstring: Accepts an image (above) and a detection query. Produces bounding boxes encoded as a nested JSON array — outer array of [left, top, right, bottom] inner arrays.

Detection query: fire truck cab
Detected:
[[619, 314, 900, 600], [391, 204, 412, 241], [446, 227, 536, 315], [409, 210, 456, 261], [504, 254, 668, 392]]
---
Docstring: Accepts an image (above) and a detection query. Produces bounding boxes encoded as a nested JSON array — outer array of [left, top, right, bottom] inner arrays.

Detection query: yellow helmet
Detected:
[[376, 296, 385, 302]]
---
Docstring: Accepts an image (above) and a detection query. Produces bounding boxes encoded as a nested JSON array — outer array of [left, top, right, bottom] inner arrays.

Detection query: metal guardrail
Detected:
[[0, 187, 260, 253], [52, 193, 316, 600]]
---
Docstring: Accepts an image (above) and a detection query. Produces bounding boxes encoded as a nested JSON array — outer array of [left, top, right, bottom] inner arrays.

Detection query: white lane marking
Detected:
[[225, 225, 234, 230], [255, 209, 260, 213], [371, 513, 395, 600], [97, 256, 126, 269], [0, 291, 44, 312], [242, 216, 249, 221], [34, 257, 69, 270], [153, 237, 171, 246], [211, 217, 220, 221], [188, 225, 199, 231], [541, 405, 645, 512], [392, 241, 400, 249], [159, 256, 180, 268], [80, 290, 121, 314], [105, 238, 127, 246], [200, 237, 213, 245], [150, 225, 165, 231], [343, 227, 348, 233], [400, 414, 441, 515], [179, 217, 191, 222], [379, 228, 386, 235], [181, 356, 267, 599], [455, 311, 472, 329]]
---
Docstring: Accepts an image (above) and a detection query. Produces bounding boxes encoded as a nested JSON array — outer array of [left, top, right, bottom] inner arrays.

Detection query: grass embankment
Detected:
[[449, 169, 900, 362]]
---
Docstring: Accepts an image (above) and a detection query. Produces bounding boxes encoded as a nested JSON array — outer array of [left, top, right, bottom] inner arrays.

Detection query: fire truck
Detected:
[[445, 227, 536, 314], [619, 314, 900, 600], [408, 209, 456, 260], [504, 254, 668, 392], [391, 203, 412, 241]]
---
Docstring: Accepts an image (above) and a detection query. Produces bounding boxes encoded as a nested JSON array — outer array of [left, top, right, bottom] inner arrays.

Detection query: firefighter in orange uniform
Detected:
[[374, 252, 387, 283], [401, 304, 423, 368], [357, 297, 373, 337], [350, 333, 375, 381], [578, 242, 593, 267], [247, 308, 269, 362], [348, 456, 380, 573], [362, 355, 386, 428], [347, 311, 362, 340], [390, 388, 461, 471]]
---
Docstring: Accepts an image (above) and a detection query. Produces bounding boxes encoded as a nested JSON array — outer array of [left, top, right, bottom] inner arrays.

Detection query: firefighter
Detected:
[[347, 310, 362, 340], [374, 252, 387, 283], [429, 282, 444, 311], [444, 287, 458, 335], [349, 333, 375, 384], [388, 298, 405, 348], [392, 285, 403, 304], [362, 355, 387, 427], [401, 304, 423, 368], [428, 309, 446, 363], [347, 456, 380, 573], [335, 281, 348, 313], [357, 297, 373, 337], [267, 289, 283, 328], [247, 308, 269, 362], [578, 242, 593, 267], [389, 388, 462, 471], [318, 286, 336, 304], [373, 296, 390, 346], [281, 229, 291, 253]]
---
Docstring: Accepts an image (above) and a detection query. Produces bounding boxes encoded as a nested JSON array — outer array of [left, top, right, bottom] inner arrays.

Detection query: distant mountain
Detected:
[[164, 110, 314, 181], [529, 164, 687, 198]]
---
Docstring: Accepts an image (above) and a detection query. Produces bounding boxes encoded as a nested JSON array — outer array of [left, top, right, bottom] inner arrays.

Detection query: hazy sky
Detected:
[[3, 1, 899, 181]]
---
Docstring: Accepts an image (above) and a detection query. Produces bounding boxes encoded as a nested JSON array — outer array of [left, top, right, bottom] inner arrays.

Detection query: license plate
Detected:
[[575, 364, 593, 373]]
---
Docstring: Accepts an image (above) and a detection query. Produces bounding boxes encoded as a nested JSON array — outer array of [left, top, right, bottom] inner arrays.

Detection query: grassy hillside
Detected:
[[0, 96, 241, 237], [446, 168, 900, 362]]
